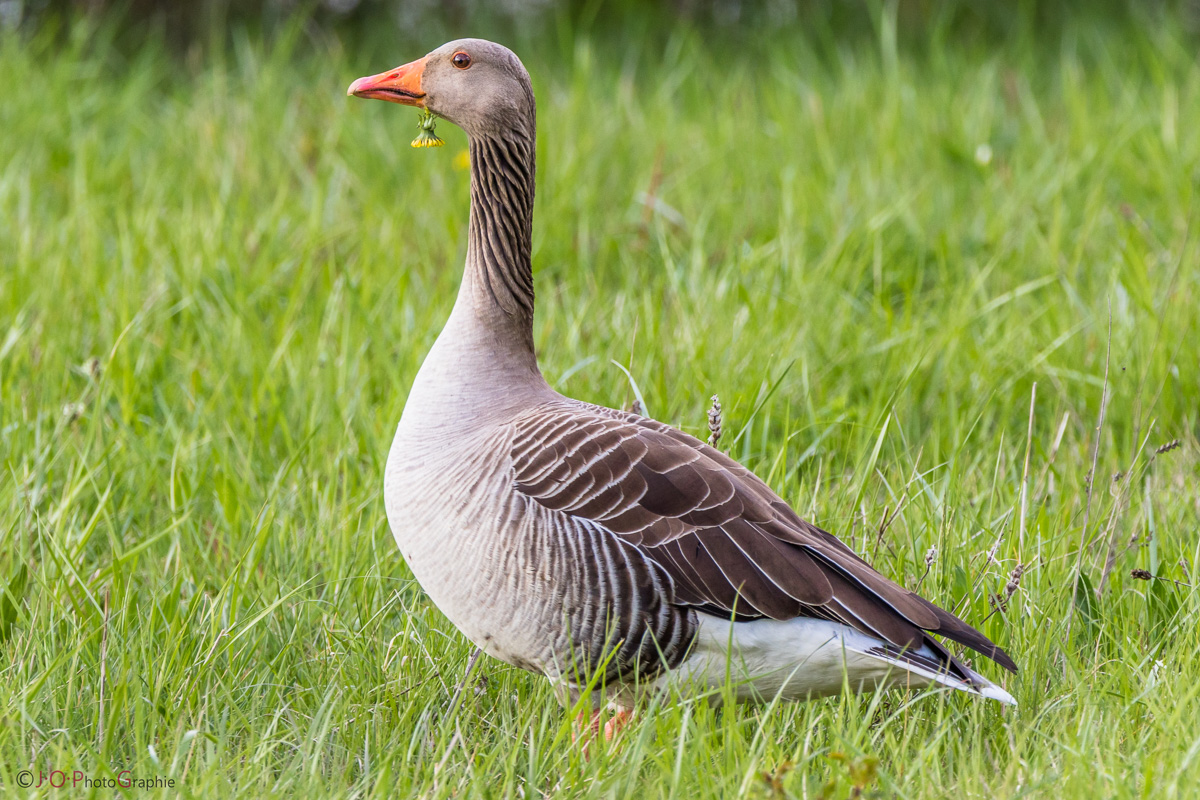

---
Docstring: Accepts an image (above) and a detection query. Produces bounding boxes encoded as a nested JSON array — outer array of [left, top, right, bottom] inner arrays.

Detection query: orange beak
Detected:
[[347, 57, 428, 107]]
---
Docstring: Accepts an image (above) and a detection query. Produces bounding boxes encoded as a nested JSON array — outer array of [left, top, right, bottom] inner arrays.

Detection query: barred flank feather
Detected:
[[510, 401, 1017, 677]]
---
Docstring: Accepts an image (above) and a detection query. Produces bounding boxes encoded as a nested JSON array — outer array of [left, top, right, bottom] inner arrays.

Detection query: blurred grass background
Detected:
[[1, 1, 1199, 797]]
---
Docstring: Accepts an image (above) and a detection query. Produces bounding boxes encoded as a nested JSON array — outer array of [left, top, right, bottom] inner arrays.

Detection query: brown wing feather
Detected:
[[510, 401, 1017, 675]]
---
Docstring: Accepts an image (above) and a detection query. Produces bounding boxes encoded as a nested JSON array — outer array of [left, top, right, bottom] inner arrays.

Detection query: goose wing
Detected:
[[509, 401, 1016, 675]]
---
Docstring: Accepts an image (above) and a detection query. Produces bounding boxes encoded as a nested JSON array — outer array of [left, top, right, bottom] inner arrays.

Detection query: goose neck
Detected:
[[460, 128, 537, 336]]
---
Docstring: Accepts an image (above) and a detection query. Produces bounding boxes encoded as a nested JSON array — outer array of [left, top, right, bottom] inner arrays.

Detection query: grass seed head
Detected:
[[1005, 562, 1026, 598], [706, 394, 723, 447]]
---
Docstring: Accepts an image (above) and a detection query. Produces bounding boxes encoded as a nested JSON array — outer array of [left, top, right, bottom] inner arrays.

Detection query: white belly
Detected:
[[658, 616, 1015, 706], [382, 422, 561, 674]]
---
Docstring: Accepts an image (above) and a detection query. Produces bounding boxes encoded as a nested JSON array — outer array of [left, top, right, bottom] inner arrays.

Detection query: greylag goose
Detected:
[[348, 39, 1017, 733]]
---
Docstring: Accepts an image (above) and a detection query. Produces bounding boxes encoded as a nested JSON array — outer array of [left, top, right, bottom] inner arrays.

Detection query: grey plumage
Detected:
[[354, 38, 1016, 711]]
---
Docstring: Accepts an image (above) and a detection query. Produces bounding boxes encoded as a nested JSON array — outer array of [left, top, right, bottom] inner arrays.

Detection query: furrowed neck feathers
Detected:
[[460, 124, 536, 344]]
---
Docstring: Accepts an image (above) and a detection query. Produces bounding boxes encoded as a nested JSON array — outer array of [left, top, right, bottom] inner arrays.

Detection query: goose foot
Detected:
[[573, 709, 602, 742], [572, 709, 633, 754], [603, 709, 632, 740]]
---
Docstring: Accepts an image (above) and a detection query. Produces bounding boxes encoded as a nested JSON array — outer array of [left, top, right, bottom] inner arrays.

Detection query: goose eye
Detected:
[[452, 52, 472, 69]]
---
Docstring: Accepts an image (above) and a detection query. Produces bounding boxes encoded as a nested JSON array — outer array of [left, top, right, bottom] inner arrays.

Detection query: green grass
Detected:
[[2, 6, 1199, 797]]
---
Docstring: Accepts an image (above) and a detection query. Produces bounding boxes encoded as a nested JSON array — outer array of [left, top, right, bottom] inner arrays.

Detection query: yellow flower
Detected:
[[411, 130, 444, 148], [453, 149, 470, 170], [411, 108, 444, 148]]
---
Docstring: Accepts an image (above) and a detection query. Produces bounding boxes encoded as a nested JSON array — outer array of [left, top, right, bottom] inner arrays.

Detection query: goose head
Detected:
[[347, 38, 534, 139]]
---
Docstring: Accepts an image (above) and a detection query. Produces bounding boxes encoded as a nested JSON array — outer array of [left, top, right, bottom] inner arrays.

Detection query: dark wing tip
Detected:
[[984, 643, 1018, 674], [928, 603, 1018, 673]]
